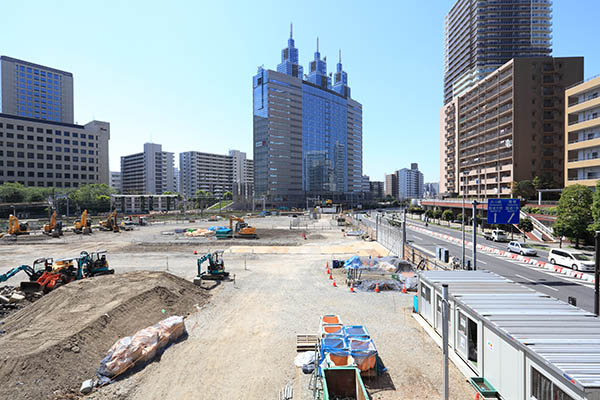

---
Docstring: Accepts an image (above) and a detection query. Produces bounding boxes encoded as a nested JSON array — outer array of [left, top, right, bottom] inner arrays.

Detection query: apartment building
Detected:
[[121, 143, 175, 195], [384, 173, 397, 198], [179, 149, 254, 198], [443, 0, 552, 104], [565, 76, 600, 187], [369, 181, 384, 200], [0, 114, 109, 187], [110, 171, 121, 192], [397, 163, 424, 199], [441, 57, 583, 198]]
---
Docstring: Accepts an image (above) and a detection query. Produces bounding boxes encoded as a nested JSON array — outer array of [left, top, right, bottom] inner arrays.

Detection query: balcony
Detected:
[[568, 114, 600, 127]]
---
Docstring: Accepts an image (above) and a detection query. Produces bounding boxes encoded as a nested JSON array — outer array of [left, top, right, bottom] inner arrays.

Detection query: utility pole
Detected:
[[595, 231, 600, 316], [442, 284, 449, 400], [472, 200, 478, 271], [402, 208, 407, 260]]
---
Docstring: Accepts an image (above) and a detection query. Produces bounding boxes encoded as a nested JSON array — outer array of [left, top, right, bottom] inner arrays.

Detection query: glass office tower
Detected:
[[253, 27, 363, 207]]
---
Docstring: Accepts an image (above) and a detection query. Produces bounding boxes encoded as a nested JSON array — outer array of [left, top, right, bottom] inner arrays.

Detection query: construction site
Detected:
[[0, 210, 480, 400]]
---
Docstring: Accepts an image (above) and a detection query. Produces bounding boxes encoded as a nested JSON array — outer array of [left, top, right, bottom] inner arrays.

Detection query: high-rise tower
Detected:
[[332, 50, 350, 97], [277, 23, 303, 79], [443, 0, 552, 104], [253, 27, 363, 208]]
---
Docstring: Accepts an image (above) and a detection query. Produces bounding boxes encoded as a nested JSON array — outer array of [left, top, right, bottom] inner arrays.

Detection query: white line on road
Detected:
[[413, 235, 424, 241], [515, 274, 558, 292], [515, 274, 536, 283]]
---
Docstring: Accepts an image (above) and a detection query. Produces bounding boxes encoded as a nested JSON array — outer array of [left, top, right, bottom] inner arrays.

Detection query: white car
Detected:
[[548, 248, 595, 272], [507, 241, 537, 256]]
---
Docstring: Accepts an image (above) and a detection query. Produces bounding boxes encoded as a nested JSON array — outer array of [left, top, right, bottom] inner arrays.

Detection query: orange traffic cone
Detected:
[[402, 283, 407, 293], [326, 261, 329, 269], [350, 282, 355, 292], [475, 393, 480, 400], [332, 280, 337, 287], [375, 283, 380, 293], [326, 268, 330, 274], [329, 273, 333, 280]]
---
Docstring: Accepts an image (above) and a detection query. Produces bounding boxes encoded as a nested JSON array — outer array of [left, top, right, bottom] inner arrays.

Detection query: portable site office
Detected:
[[418, 270, 600, 400]]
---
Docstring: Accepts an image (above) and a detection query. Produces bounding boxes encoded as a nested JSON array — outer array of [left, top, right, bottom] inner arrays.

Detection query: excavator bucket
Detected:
[[20, 281, 42, 293]]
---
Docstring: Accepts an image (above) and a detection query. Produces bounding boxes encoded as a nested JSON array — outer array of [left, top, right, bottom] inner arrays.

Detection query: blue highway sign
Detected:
[[487, 198, 520, 224]]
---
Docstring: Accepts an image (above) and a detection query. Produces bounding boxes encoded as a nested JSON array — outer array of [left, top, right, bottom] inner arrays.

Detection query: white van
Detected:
[[548, 249, 595, 272]]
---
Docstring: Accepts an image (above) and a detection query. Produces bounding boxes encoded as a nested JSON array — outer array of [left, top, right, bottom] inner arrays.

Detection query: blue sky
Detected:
[[2, 1, 599, 182]]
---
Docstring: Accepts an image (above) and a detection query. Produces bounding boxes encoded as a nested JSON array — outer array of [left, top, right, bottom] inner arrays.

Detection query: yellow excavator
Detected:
[[73, 210, 92, 234], [43, 211, 63, 237], [229, 216, 257, 239], [99, 210, 120, 232], [5, 215, 30, 236]]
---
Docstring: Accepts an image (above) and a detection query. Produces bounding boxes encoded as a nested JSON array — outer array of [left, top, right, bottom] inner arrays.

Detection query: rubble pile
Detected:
[[0, 285, 41, 321]]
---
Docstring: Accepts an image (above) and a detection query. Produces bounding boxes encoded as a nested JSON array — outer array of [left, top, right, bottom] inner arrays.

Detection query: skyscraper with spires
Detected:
[[253, 25, 362, 207]]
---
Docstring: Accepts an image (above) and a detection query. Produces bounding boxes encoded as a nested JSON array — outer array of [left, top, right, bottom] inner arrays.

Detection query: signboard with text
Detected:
[[487, 199, 520, 224]]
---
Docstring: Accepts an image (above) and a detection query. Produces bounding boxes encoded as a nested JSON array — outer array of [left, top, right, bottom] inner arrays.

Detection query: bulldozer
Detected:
[[193, 250, 229, 285], [99, 210, 120, 232], [43, 211, 63, 237], [73, 210, 92, 234], [229, 216, 257, 239]]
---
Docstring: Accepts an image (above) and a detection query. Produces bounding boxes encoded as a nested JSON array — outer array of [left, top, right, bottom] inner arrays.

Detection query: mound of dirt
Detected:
[[0, 271, 209, 400]]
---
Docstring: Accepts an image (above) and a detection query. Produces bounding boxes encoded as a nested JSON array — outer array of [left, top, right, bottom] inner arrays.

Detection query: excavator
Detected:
[[3, 215, 30, 237], [43, 211, 63, 237], [229, 216, 257, 239], [73, 210, 92, 234], [77, 250, 114, 277], [193, 250, 229, 285], [99, 210, 120, 232]]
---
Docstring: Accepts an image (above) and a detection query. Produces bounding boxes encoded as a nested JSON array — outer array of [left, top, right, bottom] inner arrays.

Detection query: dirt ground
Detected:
[[0, 271, 209, 400], [0, 216, 475, 399]]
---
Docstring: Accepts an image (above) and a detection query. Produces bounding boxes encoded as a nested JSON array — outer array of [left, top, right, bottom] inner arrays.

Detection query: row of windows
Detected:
[[0, 145, 97, 155], [0, 134, 96, 146], [0, 152, 97, 163], [17, 65, 63, 80], [0, 160, 98, 170], [0, 171, 97, 179], [0, 125, 95, 139], [1, 181, 84, 188]]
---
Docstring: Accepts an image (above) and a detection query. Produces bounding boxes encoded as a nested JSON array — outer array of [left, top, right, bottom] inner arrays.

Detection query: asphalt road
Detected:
[[356, 213, 597, 313]]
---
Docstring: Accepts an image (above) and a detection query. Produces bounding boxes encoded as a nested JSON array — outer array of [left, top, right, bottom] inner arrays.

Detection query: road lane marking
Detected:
[[515, 274, 536, 283]]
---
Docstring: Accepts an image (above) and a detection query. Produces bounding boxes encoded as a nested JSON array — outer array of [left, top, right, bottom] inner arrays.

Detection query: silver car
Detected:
[[507, 241, 537, 256]]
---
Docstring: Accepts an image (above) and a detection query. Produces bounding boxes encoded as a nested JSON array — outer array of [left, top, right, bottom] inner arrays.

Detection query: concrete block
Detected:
[[9, 293, 25, 303], [0, 295, 9, 304], [80, 379, 94, 394]]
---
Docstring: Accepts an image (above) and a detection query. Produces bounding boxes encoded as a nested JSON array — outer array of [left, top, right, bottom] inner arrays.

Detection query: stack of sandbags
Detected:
[[97, 316, 185, 381]]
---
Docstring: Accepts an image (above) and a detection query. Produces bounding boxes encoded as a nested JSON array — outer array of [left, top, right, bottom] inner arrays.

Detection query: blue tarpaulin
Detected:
[[344, 256, 363, 269]]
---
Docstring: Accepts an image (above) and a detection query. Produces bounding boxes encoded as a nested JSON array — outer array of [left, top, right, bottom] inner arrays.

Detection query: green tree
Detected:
[[456, 213, 463, 222], [69, 184, 115, 213], [223, 191, 233, 200], [512, 180, 536, 200], [424, 209, 434, 220], [442, 209, 454, 226], [0, 183, 27, 203], [532, 176, 544, 191], [589, 181, 600, 233], [432, 208, 443, 223], [518, 217, 534, 242], [554, 184, 593, 248]]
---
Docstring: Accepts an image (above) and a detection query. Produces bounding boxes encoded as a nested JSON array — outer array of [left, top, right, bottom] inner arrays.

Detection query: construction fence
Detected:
[[348, 214, 447, 271]]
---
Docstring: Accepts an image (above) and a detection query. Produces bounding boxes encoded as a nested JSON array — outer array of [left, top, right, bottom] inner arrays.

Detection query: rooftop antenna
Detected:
[[339, 49, 342, 63], [290, 22, 293, 38], [317, 37, 319, 52]]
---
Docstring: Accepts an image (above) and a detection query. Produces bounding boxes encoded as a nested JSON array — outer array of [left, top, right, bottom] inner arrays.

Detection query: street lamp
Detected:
[[462, 170, 468, 269]]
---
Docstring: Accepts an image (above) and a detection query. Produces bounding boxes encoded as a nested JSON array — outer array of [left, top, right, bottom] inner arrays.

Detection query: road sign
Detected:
[[487, 198, 520, 224]]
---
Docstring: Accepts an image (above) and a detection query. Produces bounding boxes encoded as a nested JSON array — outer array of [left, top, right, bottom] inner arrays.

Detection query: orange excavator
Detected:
[[6, 215, 30, 236], [43, 211, 63, 237], [229, 216, 257, 239], [99, 210, 120, 232], [21, 257, 83, 294], [74, 210, 92, 234]]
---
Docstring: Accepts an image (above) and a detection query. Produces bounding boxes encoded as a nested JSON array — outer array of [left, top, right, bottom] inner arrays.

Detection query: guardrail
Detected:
[[520, 210, 555, 241]]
